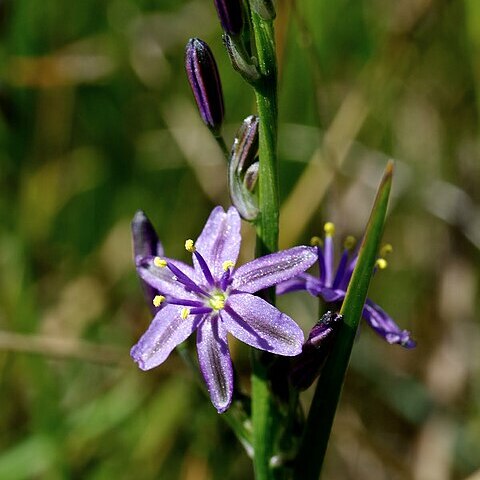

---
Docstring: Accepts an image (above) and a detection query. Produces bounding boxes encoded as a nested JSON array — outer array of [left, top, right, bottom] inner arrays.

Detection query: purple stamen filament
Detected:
[[194, 250, 215, 286], [166, 262, 210, 297]]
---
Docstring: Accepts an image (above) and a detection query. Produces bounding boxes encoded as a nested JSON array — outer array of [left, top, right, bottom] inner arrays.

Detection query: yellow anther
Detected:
[[209, 293, 226, 311], [344, 235, 356, 250], [181, 307, 190, 319], [376, 258, 388, 270], [154, 257, 167, 268], [152, 295, 165, 307], [310, 236, 322, 247], [222, 260, 235, 271], [324, 222, 335, 236], [185, 239, 196, 253], [380, 244, 393, 257]]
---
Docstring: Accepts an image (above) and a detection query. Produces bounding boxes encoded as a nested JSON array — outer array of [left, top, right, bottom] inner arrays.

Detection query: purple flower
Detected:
[[131, 206, 317, 413], [277, 222, 416, 349]]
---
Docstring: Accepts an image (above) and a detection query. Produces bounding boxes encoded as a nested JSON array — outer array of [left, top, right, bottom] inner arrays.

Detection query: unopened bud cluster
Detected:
[[228, 115, 260, 221]]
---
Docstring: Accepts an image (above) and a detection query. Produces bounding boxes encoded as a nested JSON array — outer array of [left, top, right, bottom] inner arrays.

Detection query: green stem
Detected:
[[252, 17, 279, 257], [249, 7, 280, 480], [293, 162, 394, 480], [215, 134, 230, 159]]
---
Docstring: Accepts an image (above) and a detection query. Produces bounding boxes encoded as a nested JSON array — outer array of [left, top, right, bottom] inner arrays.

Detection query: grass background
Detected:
[[0, 0, 479, 478]]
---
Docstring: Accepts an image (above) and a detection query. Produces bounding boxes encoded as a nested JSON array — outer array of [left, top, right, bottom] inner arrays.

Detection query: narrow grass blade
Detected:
[[294, 160, 394, 480]]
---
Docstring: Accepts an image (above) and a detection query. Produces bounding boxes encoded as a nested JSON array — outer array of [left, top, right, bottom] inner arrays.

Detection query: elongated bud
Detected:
[[185, 38, 225, 135], [132, 210, 163, 313], [132, 210, 163, 260], [290, 312, 343, 391], [234, 115, 259, 173], [228, 115, 259, 221], [223, 34, 260, 83], [251, 0, 276, 20], [213, 0, 243, 36]]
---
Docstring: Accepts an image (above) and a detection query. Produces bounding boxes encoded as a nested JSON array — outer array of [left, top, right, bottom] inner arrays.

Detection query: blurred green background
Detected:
[[1, 0, 479, 478]]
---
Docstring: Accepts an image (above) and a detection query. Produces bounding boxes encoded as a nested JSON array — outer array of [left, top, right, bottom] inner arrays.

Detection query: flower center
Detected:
[[209, 292, 226, 311]]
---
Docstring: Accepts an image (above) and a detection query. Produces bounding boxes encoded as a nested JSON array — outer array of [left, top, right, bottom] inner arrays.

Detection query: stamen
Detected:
[[376, 258, 388, 270], [152, 295, 165, 307], [310, 236, 322, 247], [343, 235, 356, 250], [154, 257, 167, 268], [189, 307, 214, 315], [323, 224, 335, 287], [193, 250, 215, 286], [380, 244, 393, 257], [167, 298, 204, 307], [324, 222, 335, 236], [220, 269, 232, 291], [185, 239, 196, 253], [181, 307, 190, 319], [222, 260, 235, 271], [167, 262, 209, 297]]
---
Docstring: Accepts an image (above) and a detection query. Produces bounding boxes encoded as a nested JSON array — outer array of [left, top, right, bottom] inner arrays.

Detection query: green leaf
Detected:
[[294, 160, 394, 480]]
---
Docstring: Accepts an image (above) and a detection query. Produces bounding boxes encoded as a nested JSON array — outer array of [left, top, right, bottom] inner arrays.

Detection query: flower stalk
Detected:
[[247, 4, 281, 479]]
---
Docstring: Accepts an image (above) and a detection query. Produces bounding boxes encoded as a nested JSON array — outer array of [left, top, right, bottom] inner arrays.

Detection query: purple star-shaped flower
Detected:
[[277, 222, 416, 348], [131, 206, 317, 413]]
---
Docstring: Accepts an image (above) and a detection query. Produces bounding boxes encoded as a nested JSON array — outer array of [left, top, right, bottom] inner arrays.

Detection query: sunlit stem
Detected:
[[248, 5, 280, 480]]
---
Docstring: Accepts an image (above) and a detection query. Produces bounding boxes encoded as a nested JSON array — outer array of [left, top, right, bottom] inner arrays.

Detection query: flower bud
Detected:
[[228, 116, 260, 221], [132, 210, 163, 313], [223, 34, 260, 83], [213, 0, 243, 36], [185, 38, 225, 135], [132, 210, 163, 260], [290, 311, 343, 391], [251, 0, 276, 21]]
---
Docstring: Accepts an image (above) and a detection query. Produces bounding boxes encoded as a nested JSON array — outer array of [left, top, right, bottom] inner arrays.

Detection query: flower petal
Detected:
[[301, 276, 345, 302], [363, 300, 416, 348], [221, 293, 303, 356], [231, 246, 317, 294], [197, 315, 234, 413], [131, 305, 202, 370], [194, 206, 241, 281], [276, 273, 310, 295], [136, 256, 199, 300]]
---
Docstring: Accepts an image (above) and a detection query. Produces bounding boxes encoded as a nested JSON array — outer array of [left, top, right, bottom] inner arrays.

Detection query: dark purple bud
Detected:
[[132, 210, 163, 260], [228, 115, 259, 221], [131, 210, 163, 313], [251, 0, 276, 20], [223, 34, 260, 83], [290, 311, 343, 391], [185, 38, 225, 135], [213, 0, 243, 36]]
